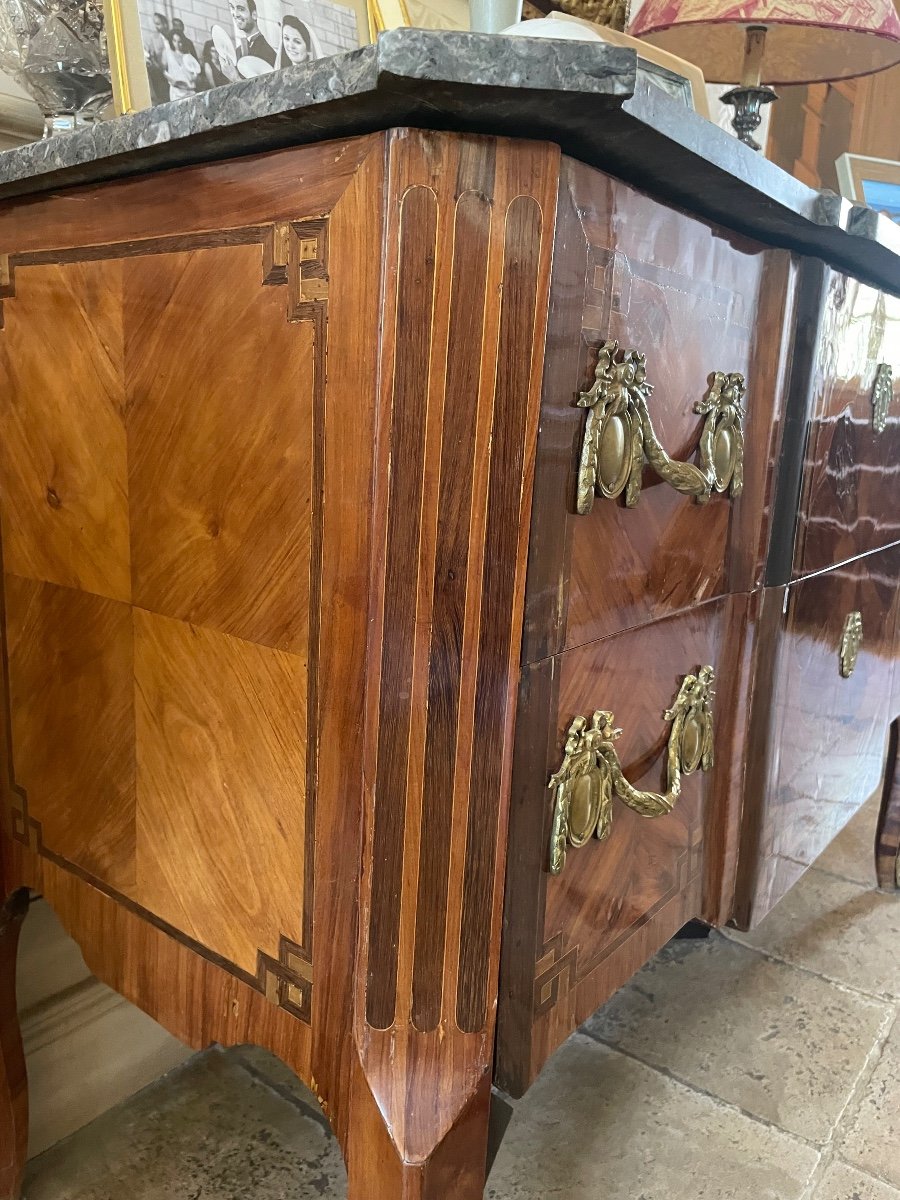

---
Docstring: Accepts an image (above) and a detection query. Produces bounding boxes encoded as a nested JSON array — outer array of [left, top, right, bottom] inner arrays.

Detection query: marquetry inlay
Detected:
[[0, 219, 330, 1024]]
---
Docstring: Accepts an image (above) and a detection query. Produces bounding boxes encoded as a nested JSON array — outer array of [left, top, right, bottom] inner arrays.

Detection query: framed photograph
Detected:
[[836, 153, 900, 223], [545, 11, 710, 118], [106, 0, 370, 113]]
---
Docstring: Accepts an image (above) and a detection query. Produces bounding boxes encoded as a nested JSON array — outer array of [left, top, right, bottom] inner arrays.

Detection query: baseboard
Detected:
[[19, 900, 193, 1159]]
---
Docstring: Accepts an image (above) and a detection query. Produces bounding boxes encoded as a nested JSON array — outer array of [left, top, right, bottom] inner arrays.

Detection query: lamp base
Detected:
[[719, 84, 777, 151]]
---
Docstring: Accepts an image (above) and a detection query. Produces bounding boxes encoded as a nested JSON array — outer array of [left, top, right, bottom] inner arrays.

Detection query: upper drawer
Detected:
[[523, 157, 797, 663], [795, 269, 900, 577]]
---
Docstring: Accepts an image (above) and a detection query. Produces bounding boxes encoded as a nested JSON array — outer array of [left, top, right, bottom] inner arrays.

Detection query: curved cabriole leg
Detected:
[[0, 889, 28, 1200], [876, 720, 900, 891]]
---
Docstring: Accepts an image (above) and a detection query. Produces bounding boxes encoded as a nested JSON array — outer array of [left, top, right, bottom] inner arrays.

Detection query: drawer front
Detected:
[[796, 270, 900, 576], [739, 546, 900, 926], [522, 156, 796, 663], [499, 594, 748, 1094]]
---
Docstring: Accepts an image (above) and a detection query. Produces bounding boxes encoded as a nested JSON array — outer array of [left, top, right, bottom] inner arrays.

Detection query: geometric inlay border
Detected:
[[1, 216, 330, 1025]]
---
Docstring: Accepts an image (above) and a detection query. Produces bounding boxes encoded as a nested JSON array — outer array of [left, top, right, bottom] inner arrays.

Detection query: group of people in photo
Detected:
[[145, 0, 322, 103]]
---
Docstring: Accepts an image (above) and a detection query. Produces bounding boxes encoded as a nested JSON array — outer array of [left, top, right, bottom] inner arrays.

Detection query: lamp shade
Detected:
[[627, 0, 900, 84]]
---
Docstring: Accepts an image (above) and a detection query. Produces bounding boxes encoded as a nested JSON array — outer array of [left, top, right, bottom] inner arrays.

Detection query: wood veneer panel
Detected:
[[457, 194, 543, 1035], [876, 719, 900, 891], [0, 135, 380, 254], [499, 595, 731, 1094], [737, 544, 900, 925], [133, 609, 307, 977], [127, 243, 313, 653], [522, 156, 797, 661], [353, 130, 558, 1182], [0, 136, 401, 1182], [5, 577, 136, 891], [795, 271, 900, 576], [0, 259, 129, 603], [366, 184, 439, 1031], [0, 890, 27, 1199], [412, 190, 491, 1034], [1, 848, 315, 1092], [0, 223, 322, 1025], [305, 140, 384, 1150]]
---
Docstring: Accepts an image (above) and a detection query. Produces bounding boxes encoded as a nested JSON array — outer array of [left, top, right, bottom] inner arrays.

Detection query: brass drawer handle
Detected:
[[548, 666, 716, 875], [575, 340, 746, 514], [872, 363, 893, 434], [840, 611, 863, 678]]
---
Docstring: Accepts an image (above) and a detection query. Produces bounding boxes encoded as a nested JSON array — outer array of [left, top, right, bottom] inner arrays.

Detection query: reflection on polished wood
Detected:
[[735, 546, 900, 926], [872, 362, 893, 435], [498, 598, 739, 1094], [521, 158, 798, 659], [795, 272, 900, 577]]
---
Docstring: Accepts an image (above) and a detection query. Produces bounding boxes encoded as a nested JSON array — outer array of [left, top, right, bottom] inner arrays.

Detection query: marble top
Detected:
[[0, 28, 897, 293]]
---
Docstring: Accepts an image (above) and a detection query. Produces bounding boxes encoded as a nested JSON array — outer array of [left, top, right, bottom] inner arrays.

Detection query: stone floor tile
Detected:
[[486, 1034, 819, 1200], [728, 868, 900, 1001], [23, 1047, 347, 1200], [583, 933, 889, 1142], [812, 1160, 900, 1200], [839, 1018, 900, 1189], [231, 1044, 326, 1115], [814, 794, 882, 887]]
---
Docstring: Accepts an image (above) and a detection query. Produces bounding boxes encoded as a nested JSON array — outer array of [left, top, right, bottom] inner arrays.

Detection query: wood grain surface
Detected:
[[0, 128, 560, 1199], [795, 271, 900, 577], [0, 229, 320, 1018], [736, 545, 900, 926], [499, 595, 735, 1094], [0, 889, 27, 1200], [876, 719, 900, 891], [521, 156, 798, 662], [0, 136, 363, 1174], [350, 129, 557, 1195]]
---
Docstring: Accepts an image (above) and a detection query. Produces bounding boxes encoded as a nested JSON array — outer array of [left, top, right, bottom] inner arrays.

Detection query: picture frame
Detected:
[[103, 0, 373, 115], [548, 11, 710, 119], [836, 153, 900, 223]]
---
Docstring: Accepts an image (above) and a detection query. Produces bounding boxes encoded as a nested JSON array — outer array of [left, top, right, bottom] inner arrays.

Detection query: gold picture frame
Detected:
[[104, 0, 375, 115]]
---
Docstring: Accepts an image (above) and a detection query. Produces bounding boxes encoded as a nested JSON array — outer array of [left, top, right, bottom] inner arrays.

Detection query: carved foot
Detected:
[[345, 1066, 490, 1200], [0, 889, 29, 1200], [876, 720, 900, 892]]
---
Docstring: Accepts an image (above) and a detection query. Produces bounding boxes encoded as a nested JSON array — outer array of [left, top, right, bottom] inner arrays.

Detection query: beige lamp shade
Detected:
[[627, 0, 900, 84]]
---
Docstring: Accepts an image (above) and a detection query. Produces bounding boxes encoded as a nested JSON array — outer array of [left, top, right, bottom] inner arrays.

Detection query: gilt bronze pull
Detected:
[[575, 341, 746, 514], [547, 666, 716, 875], [839, 611, 863, 678], [872, 363, 893, 434]]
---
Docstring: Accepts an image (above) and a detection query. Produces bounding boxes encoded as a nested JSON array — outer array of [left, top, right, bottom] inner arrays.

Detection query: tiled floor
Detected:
[[24, 793, 900, 1200]]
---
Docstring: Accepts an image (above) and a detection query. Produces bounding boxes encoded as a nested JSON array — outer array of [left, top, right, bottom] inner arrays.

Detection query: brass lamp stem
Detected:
[[721, 24, 777, 151], [741, 25, 768, 87]]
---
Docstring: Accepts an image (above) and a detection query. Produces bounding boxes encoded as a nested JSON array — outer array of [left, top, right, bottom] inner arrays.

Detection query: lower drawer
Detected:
[[497, 595, 747, 1095], [736, 544, 900, 927]]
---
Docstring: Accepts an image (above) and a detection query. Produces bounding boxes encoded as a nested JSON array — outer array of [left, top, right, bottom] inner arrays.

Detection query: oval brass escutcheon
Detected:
[[547, 668, 716, 874], [567, 772, 600, 846], [680, 715, 704, 775], [712, 423, 736, 492], [597, 411, 632, 498]]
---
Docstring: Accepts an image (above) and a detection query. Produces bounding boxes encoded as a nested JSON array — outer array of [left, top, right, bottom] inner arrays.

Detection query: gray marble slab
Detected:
[[0, 28, 896, 293]]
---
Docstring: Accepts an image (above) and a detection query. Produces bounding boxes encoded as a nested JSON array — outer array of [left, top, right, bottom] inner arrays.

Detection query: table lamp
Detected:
[[628, 0, 900, 150]]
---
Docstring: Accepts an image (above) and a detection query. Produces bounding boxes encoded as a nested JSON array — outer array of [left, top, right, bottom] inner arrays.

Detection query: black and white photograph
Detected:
[[137, 0, 362, 103]]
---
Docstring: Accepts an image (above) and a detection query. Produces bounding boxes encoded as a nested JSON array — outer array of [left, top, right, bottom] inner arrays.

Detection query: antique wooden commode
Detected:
[[0, 30, 898, 1199]]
